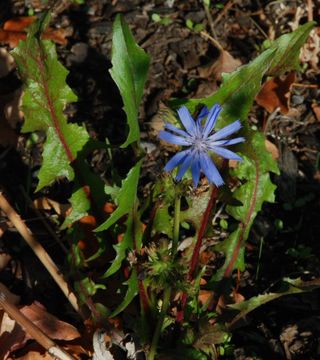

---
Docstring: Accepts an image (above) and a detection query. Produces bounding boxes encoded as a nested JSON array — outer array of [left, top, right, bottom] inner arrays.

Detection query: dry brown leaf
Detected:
[[256, 72, 295, 114], [232, 291, 245, 304], [33, 197, 70, 217], [199, 49, 241, 81], [0, 16, 68, 48], [198, 290, 213, 306], [212, 50, 242, 80], [311, 102, 320, 122], [11, 350, 52, 360], [300, 27, 320, 71], [21, 303, 80, 340], [0, 302, 80, 359], [196, 45, 241, 97], [0, 48, 15, 77], [265, 139, 279, 160]]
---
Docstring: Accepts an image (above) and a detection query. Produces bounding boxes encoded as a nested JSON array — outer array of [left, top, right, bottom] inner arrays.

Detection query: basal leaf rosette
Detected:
[[12, 14, 89, 192]]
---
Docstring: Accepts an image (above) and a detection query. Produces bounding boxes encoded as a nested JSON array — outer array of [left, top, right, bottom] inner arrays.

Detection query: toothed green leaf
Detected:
[[95, 160, 142, 232], [12, 13, 89, 190], [12, 13, 94, 224]]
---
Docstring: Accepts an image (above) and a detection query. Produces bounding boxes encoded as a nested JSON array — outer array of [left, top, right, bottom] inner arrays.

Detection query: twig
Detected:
[[203, 2, 217, 39], [213, 0, 235, 26], [0, 191, 80, 314], [19, 186, 68, 254], [200, 30, 223, 51], [292, 83, 318, 88], [307, 0, 313, 22], [0, 283, 77, 360]]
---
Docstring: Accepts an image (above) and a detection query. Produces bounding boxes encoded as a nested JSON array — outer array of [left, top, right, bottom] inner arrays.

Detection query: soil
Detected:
[[0, 0, 320, 359]]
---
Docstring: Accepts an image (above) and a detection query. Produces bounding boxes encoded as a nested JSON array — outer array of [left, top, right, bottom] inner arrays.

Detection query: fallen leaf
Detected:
[[196, 46, 241, 97], [33, 197, 70, 217], [211, 50, 242, 80], [265, 139, 279, 160], [0, 48, 15, 77], [0, 302, 80, 359], [3, 17, 35, 31], [256, 72, 295, 114], [232, 291, 245, 304], [198, 290, 213, 306], [198, 49, 241, 81], [0, 16, 68, 48], [300, 27, 320, 71], [311, 102, 320, 121], [11, 349, 52, 360]]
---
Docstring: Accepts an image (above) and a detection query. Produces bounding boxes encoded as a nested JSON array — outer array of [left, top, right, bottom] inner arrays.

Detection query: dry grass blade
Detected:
[[0, 190, 80, 314], [0, 283, 77, 360]]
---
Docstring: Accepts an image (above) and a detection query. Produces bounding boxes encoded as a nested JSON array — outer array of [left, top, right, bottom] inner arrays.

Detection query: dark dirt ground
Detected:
[[0, 0, 320, 359]]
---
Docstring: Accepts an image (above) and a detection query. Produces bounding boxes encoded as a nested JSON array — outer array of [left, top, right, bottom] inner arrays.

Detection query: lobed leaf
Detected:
[[95, 160, 142, 232], [12, 13, 88, 190], [228, 277, 320, 328], [110, 14, 150, 148], [110, 270, 138, 317], [174, 23, 314, 283], [11, 13, 99, 224]]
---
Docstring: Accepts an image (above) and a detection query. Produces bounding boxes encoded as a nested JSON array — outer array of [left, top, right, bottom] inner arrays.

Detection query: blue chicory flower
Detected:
[[159, 104, 245, 187]]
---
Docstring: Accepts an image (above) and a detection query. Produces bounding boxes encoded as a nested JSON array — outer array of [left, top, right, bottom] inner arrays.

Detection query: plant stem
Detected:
[[177, 185, 218, 323], [148, 287, 171, 360], [148, 194, 181, 360], [171, 195, 181, 257]]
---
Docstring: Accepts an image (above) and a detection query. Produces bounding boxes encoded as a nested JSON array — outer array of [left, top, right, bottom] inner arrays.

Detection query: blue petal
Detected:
[[209, 120, 242, 141], [164, 150, 190, 172], [159, 130, 191, 146], [203, 104, 222, 137], [176, 153, 193, 181], [211, 137, 245, 146], [191, 158, 201, 187], [199, 153, 224, 187], [177, 106, 196, 135], [164, 122, 190, 138], [210, 146, 243, 161], [197, 106, 209, 122]]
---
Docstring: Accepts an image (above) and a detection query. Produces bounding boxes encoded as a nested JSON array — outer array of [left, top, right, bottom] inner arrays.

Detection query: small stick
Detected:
[[203, 2, 217, 39], [19, 186, 68, 254], [200, 30, 223, 51], [307, 0, 313, 22], [0, 191, 80, 314], [292, 83, 318, 88], [213, 0, 234, 26], [0, 283, 77, 360]]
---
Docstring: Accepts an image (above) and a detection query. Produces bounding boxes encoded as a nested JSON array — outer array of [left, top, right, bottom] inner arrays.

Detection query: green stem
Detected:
[[148, 194, 181, 360], [171, 195, 181, 257], [148, 287, 171, 360]]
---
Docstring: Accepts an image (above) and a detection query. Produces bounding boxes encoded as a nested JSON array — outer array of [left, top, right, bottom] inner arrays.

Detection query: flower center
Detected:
[[192, 136, 208, 152]]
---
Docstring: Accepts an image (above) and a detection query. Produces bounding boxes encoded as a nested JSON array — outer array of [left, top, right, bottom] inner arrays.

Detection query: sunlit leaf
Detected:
[[110, 14, 150, 148], [95, 160, 142, 232]]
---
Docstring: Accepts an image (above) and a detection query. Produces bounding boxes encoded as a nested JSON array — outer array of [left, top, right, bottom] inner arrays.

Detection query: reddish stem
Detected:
[[209, 159, 260, 310], [176, 185, 218, 323], [131, 204, 151, 313], [223, 160, 259, 278]]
